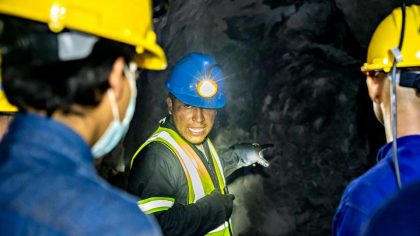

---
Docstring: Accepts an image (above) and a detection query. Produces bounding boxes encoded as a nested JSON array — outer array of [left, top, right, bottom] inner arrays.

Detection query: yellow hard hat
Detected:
[[0, 83, 17, 113], [0, 50, 17, 113], [361, 5, 420, 73], [0, 0, 167, 70]]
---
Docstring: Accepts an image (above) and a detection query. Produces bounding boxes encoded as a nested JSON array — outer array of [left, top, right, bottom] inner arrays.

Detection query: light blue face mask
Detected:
[[91, 63, 137, 159]]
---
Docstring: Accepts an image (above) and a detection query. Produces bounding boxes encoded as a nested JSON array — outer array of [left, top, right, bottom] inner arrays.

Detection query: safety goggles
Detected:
[[365, 69, 420, 90]]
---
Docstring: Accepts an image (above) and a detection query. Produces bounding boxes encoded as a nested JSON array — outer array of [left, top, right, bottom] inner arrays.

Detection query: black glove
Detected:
[[196, 190, 235, 221]]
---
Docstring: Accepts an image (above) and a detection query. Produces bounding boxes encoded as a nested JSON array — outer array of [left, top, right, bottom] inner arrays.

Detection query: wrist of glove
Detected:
[[234, 143, 272, 168], [195, 190, 235, 221]]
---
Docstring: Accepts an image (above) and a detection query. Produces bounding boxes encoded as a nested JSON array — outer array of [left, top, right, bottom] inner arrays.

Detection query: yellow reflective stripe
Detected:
[[207, 139, 226, 193], [155, 129, 205, 202], [131, 125, 233, 234], [162, 142, 196, 203], [206, 222, 230, 235], [138, 197, 175, 214], [131, 125, 227, 205], [165, 130, 215, 197], [130, 126, 195, 203], [130, 130, 162, 169], [158, 127, 220, 202]]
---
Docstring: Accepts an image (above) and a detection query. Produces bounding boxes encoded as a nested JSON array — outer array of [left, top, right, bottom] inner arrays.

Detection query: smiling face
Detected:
[[167, 95, 217, 145]]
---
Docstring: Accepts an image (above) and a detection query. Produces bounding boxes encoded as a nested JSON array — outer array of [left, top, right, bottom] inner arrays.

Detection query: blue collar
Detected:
[[6, 113, 93, 166], [376, 135, 420, 162]]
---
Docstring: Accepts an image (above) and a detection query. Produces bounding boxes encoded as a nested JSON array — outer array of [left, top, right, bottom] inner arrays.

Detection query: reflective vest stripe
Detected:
[[138, 197, 175, 214], [207, 139, 226, 193], [151, 127, 220, 201], [161, 129, 216, 198], [130, 129, 195, 202], [152, 129, 231, 235], [155, 130, 206, 201], [131, 125, 231, 235], [207, 222, 229, 234]]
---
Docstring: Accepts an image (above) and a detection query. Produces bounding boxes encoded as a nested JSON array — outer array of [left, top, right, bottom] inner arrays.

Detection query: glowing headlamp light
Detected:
[[197, 79, 218, 98]]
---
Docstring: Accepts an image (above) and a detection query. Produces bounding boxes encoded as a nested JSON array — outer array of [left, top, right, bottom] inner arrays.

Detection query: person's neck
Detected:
[[384, 105, 420, 142], [50, 105, 110, 146], [53, 112, 90, 143]]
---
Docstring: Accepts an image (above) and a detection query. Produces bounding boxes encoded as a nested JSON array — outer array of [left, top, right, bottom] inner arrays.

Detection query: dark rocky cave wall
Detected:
[[98, 0, 420, 235]]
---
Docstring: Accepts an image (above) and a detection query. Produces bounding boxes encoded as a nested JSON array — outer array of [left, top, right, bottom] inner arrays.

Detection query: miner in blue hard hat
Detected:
[[128, 52, 273, 236]]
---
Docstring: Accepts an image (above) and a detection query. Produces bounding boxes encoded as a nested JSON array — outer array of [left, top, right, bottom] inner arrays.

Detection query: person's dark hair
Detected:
[[0, 15, 135, 116], [168, 93, 176, 102]]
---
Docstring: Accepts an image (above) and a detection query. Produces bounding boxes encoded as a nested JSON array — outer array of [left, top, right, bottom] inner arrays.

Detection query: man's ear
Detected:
[[166, 97, 173, 115], [108, 57, 125, 100], [366, 75, 384, 104]]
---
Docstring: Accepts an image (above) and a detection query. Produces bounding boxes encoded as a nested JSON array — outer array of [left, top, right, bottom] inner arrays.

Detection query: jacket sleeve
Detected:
[[332, 184, 370, 236], [128, 143, 225, 236], [218, 146, 241, 177], [332, 204, 369, 236]]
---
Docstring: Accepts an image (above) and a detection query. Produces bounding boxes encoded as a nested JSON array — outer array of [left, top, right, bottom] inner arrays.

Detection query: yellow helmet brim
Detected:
[[0, 91, 17, 113], [0, 0, 167, 70]]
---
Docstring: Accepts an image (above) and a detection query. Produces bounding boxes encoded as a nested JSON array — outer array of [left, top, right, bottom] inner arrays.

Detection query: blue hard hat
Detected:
[[165, 52, 226, 109]]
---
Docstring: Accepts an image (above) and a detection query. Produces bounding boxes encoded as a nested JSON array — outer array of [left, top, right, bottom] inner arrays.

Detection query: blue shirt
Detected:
[[363, 180, 420, 236], [0, 113, 162, 236], [333, 135, 420, 236]]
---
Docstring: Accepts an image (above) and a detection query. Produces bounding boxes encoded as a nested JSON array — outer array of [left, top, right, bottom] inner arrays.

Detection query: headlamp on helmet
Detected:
[[165, 53, 226, 109], [197, 77, 218, 98]]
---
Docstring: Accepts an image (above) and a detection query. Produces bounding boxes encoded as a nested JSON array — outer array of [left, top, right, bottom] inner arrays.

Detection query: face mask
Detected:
[[91, 63, 137, 158]]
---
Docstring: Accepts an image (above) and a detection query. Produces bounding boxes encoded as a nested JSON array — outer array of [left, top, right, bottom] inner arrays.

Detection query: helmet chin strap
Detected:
[[389, 58, 402, 190], [388, 0, 406, 190]]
